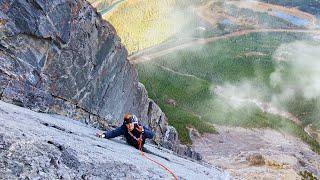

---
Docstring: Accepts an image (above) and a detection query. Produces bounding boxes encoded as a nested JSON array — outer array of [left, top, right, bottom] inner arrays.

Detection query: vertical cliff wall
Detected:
[[0, 0, 178, 149]]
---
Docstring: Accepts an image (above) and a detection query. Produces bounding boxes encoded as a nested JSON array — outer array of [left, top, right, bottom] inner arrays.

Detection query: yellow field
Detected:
[[103, 0, 178, 54]]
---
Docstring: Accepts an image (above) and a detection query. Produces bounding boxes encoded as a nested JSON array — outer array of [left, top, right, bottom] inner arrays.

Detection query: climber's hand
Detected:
[[96, 132, 105, 138], [135, 125, 144, 133]]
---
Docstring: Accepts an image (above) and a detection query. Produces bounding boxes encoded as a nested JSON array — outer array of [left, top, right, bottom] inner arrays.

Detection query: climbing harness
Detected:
[[128, 126, 178, 180]]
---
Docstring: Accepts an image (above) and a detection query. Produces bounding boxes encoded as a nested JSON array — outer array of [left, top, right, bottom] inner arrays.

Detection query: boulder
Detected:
[[246, 153, 265, 166]]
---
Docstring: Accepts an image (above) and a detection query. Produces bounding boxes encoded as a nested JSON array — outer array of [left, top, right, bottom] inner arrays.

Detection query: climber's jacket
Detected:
[[103, 123, 154, 149]]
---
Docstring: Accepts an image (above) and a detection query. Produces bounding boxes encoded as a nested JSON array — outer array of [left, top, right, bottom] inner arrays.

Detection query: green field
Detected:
[[137, 32, 320, 153]]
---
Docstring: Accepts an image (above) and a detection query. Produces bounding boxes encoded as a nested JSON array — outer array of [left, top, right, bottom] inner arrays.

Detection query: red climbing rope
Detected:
[[128, 130, 178, 180], [139, 150, 179, 180]]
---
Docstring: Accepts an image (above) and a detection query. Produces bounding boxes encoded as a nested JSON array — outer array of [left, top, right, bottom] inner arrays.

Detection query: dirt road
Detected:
[[129, 28, 320, 63], [196, 0, 318, 29], [227, 0, 318, 28]]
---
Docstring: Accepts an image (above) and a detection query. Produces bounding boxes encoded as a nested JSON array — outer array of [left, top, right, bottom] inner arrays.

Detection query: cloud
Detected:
[[270, 41, 320, 100], [208, 41, 320, 125], [212, 81, 267, 109]]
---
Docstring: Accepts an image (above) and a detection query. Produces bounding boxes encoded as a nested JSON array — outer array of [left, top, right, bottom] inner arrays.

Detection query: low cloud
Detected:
[[213, 81, 267, 109], [209, 41, 320, 124], [270, 41, 320, 100]]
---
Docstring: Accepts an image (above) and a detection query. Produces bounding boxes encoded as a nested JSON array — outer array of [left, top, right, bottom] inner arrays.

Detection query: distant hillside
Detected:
[[261, 0, 320, 16]]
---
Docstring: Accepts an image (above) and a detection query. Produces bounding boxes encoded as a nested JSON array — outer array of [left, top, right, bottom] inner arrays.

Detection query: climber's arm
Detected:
[[103, 126, 126, 139], [143, 126, 154, 139]]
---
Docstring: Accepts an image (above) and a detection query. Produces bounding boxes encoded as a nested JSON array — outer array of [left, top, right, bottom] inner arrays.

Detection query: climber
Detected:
[[96, 114, 154, 151]]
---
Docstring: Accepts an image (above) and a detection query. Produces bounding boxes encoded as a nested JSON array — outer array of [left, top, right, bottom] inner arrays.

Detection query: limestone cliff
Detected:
[[0, 101, 230, 179], [0, 0, 179, 149]]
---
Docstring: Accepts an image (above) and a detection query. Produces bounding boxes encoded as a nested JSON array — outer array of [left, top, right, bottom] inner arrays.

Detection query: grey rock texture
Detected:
[[146, 99, 202, 160], [1, 0, 140, 125], [0, 0, 181, 152], [0, 101, 231, 179]]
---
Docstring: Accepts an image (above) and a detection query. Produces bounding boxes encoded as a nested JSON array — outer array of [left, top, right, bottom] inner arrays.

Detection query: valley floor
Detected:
[[192, 125, 320, 179]]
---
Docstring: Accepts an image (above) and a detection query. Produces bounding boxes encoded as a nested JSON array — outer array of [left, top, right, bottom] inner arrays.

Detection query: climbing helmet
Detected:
[[123, 114, 138, 124]]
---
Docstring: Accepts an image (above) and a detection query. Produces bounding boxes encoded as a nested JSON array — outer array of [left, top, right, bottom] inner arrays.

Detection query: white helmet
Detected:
[[131, 115, 139, 124]]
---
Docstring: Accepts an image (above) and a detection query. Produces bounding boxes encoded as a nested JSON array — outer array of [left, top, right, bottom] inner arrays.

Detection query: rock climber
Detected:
[[96, 114, 154, 151]]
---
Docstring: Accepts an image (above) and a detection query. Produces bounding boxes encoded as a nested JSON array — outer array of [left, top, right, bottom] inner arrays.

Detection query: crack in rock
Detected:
[[41, 122, 74, 134]]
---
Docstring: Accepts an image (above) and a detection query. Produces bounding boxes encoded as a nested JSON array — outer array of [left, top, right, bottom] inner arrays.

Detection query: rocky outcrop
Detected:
[[146, 99, 202, 160], [0, 0, 180, 151], [0, 101, 231, 179], [192, 125, 320, 179]]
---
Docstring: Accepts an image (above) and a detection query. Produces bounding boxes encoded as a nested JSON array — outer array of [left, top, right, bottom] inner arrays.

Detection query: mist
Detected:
[[270, 41, 320, 100], [210, 40, 320, 127]]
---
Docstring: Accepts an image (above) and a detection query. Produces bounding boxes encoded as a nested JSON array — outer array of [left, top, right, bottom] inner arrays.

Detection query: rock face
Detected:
[[0, 0, 178, 150], [0, 0, 141, 125], [146, 100, 202, 160], [0, 101, 231, 179]]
